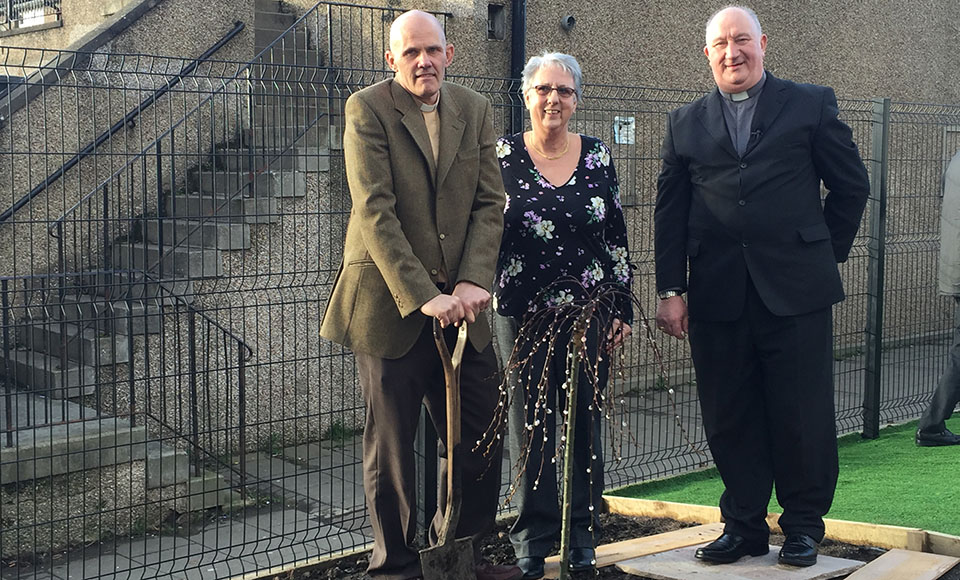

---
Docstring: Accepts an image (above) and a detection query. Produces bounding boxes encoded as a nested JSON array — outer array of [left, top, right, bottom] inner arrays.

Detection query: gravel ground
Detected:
[[282, 513, 960, 580]]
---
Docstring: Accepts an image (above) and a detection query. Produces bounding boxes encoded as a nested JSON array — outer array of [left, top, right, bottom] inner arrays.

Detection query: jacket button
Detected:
[[742, 240, 749, 248], [430, 269, 438, 275], [738, 199, 746, 206], [740, 162, 748, 169], [439, 233, 446, 240]]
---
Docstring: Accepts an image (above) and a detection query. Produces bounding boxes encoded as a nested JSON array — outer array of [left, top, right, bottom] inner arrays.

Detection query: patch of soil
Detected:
[[291, 513, 960, 580]]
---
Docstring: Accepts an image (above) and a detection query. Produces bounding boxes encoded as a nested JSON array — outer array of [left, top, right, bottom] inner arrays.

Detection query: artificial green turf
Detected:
[[609, 417, 960, 536]]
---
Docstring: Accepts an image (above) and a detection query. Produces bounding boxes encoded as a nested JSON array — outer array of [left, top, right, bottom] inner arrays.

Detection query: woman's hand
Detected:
[[607, 318, 632, 350]]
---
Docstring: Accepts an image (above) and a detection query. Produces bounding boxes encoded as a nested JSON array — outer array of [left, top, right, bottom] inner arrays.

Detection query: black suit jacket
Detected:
[[654, 73, 870, 321]]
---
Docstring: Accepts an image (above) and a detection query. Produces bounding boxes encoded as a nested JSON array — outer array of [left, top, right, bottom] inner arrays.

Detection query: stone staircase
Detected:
[[0, 0, 336, 534]]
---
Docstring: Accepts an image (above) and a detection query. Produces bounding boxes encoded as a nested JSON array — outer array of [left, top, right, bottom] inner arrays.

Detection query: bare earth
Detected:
[[286, 513, 960, 580]]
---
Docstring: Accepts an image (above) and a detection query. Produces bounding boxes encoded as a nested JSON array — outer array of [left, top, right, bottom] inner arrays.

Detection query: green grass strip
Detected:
[[609, 418, 960, 536]]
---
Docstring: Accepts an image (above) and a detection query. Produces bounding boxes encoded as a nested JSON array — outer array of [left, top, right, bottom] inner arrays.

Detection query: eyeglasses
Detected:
[[531, 84, 577, 99]]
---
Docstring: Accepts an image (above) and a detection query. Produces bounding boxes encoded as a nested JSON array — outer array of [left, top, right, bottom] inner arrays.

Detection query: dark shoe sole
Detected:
[[779, 553, 817, 567], [695, 545, 769, 564], [917, 438, 960, 446]]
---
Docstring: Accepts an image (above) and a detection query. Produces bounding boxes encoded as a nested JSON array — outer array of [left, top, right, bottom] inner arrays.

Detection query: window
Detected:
[[487, 4, 505, 41], [0, 0, 62, 36]]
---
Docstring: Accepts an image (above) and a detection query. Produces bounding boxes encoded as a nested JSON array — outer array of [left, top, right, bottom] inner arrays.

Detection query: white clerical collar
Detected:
[[420, 90, 440, 113], [720, 72, 767, 102]]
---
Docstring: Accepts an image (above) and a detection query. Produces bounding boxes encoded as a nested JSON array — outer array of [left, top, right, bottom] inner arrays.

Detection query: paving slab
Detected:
[[543, 523, 724, 578], [0, 568, 58, 580], [144, 550, 257, 580], [616, 544, 864, 579], [114, 534, 205, 563], [49, 554, 141, 580]]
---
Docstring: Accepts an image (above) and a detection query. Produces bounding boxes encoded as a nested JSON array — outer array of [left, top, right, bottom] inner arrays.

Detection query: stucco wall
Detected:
[[520, 0, 960, 102], [0, 0, 136, 67]]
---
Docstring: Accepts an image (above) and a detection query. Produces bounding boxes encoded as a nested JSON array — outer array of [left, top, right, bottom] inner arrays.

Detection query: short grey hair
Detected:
[[705, 5, 763, 44], [520, 52, 583, 101]]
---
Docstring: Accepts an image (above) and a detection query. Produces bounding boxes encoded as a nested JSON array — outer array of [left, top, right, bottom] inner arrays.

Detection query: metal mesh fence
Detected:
[[0, 4, 958, 579]]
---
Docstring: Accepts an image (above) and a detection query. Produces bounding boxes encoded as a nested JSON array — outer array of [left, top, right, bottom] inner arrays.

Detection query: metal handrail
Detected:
[[48, 1, 453, 233], [0, 20, 245, 225], [1, 269, 253, 450], [0, 269, 254, 360]]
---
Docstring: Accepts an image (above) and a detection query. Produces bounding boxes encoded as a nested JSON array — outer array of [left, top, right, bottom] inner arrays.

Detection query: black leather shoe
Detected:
[[695, 533, 768, 564], [516, 557, 544, 579], [778, 533, 818, 567], [916, 427, 960, 446], [568, 547, 596, 572]]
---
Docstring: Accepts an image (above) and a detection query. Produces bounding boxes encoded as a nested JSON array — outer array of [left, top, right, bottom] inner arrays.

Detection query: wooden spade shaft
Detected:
[[420, 321, 475, 580]]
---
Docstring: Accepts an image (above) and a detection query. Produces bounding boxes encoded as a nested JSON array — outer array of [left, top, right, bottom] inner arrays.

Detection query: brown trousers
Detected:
[[354, 321, 503, 580]]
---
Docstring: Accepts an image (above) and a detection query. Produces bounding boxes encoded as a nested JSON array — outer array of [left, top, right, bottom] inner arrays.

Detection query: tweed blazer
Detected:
[[320, 79, 505, 358], [655, 73, 870, 321]]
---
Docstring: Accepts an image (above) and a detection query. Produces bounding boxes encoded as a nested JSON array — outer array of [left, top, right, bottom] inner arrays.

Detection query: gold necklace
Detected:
[[529, 134, 569, 160]]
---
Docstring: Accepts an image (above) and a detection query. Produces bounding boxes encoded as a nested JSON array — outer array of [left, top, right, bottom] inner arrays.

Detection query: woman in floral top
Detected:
[[491, 52, 633, 579]]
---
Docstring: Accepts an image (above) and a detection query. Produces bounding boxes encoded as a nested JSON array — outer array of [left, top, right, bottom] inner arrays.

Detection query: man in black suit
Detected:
[[654, 5, 870, 568]]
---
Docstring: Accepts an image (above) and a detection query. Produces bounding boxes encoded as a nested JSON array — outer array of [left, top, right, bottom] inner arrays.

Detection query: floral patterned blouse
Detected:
[[493, 133, 633, 324]]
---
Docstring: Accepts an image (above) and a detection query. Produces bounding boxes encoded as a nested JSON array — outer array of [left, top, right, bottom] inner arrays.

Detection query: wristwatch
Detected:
[[658, 289, 684, 300]]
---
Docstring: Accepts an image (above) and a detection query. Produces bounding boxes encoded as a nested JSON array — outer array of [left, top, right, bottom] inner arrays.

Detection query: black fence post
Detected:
[[509, 0, 526, 135], [2, 279, 13, 448], [238, 343, 248, 500], [863, 97, 891, 439], [189, 308, 201, 476]]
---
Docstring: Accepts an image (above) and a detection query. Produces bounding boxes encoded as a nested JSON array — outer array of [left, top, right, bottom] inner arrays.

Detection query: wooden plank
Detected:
[[616, 544, 863, 580], [603, 496, 721, 525], [822, 518, 926, 552], [928, 531, 960, 558], [604, 496, 949, 554], [540, 522, 724, 579], [844, 548, 959, 580]]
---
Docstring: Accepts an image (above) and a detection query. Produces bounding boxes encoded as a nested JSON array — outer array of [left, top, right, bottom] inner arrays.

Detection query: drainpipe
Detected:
[[510, 0, 526, 134]]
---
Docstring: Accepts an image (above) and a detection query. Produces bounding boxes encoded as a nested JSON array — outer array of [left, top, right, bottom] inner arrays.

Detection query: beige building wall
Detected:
[[520, 0, 960, 102]]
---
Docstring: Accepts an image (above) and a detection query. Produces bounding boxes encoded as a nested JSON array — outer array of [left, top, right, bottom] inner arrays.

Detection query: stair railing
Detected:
[[1, 268, 252, 491], [0, 21, 246, 225]]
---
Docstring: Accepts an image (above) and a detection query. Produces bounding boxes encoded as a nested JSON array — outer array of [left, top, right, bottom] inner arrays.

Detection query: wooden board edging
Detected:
[[603, 496, 960, 557]]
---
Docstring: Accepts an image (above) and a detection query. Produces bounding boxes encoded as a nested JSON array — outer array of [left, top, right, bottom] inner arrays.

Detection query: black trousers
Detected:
[[688, 279, 839, 543], [919, 296, 960, 432], [494, 312, 607, 559], [354, 321, 503, 580]]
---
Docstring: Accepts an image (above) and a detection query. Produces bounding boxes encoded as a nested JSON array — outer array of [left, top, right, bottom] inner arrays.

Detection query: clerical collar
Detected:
[[719, 72, 767, 102], [420, 90, 440, 113]]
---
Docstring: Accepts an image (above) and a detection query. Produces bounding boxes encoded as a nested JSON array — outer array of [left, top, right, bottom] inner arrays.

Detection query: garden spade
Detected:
[[420, 320, 477, 580]]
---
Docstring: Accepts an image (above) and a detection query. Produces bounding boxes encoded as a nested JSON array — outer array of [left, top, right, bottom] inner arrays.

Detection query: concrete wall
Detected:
[[0, 0, 137, 68], [520, 0, 960, 102]]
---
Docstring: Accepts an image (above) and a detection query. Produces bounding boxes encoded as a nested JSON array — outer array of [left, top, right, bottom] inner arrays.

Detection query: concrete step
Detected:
[[252, 93, 326, 113], [187, 169, 278, 198], [20, 320, 130, 365], [2, 348, 97, 399], [254, 0, 284, 12], [50, 294, 162, 335], [0, 413, 146, 484], [251, 104, 328, 134], [212, 147, 328, 173], [144, 219, 251, 250], [145, 441, 191, 488], [165, 193, 280, 224], [178, 470, 246, 512], [112, 242, 223, 279], [253, 53, 324, 78], [255, 28, 308, 50], [80, 270, 194, 305], [250, 123, 327, 149]]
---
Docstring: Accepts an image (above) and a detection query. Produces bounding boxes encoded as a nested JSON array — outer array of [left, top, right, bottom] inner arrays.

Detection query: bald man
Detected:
[[320, 10, 520, 580], [654, 5, 869, 568]]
